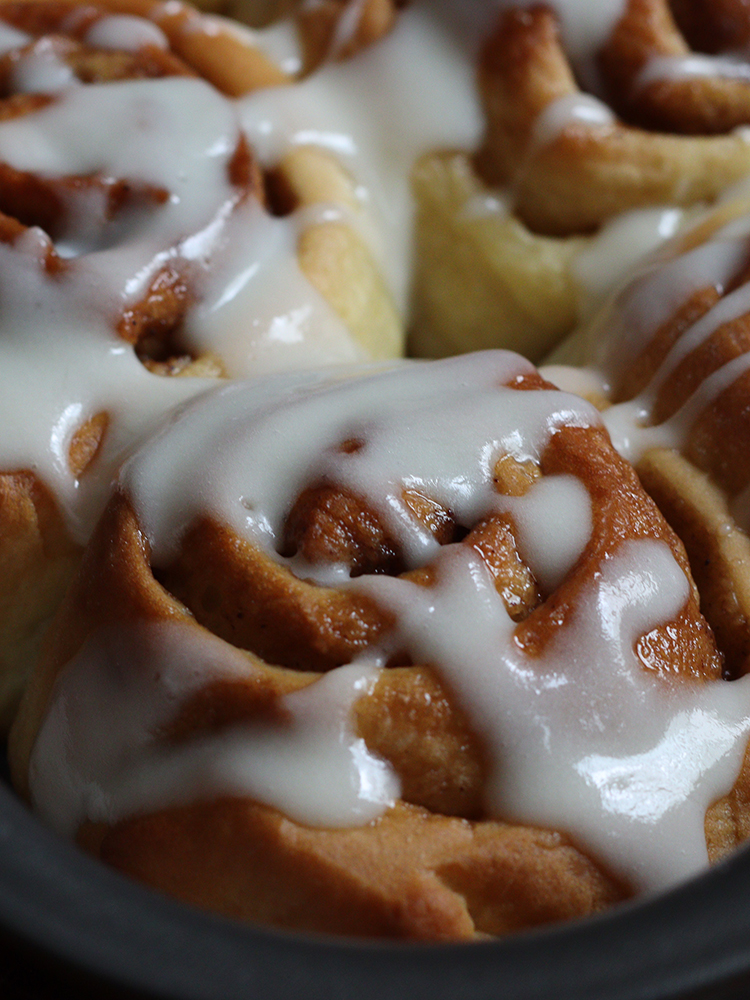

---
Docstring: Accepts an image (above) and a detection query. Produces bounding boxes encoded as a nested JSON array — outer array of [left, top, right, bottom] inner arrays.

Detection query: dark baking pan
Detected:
[[2, 769, 750, 1000]]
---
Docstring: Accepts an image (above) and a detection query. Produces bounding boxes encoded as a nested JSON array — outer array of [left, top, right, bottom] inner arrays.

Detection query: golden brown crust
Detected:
[[598, 0, 750, 134], [600, 0, 750, 135], [476, 5, 750, 237], [271, 145, 402, 360], [671, 0, 750, 54], [518, 425, 721, 680], [155, 515, 396, 672], [612, 285, 724, 404], [557, 198, 750, 870], [10, 492, 180, 794], [707, 741, 750, 863], [0, 472, 81, 730], [5, 0, 741, 937], [83, 800, 628, 940], [0, 0, 270, 726], [0, 0, 271, 377]]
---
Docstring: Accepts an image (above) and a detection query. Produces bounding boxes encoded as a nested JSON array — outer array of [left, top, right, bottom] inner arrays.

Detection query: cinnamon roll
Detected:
[[0, 0, 405, 723], [12, 351, 750, 940], [410, 0, 750, 363]]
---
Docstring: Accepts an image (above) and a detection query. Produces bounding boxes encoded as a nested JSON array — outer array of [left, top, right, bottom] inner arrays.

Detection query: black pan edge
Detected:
[[3, 779, 750, 1000]]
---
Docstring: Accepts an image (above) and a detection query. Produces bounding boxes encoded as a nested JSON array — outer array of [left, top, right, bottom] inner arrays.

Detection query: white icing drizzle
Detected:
[[0, 78, 240, 219], [181, 198, 365, 374], [5, 0, 750, 903], [587, 227, 750, 382], [493, 474, 592, 592], [0, 229, 216, 541], [638, 54, 750, 89], [439, 1, 702, 313], [644, 281, 750, 404], [538, 363, 610, 401], [459, 189, 513, 221], [29, 621, 399, 836], [237, 1, 483, 308], [213, 13, 303, 77], [0, 22, 30, 54], [0, 71, 362, 538], [572, 207, 686, 321], [28, 352, 750, 894], [358, 539, 750, 891], [84, 14, 170, 51], [120, 352, 600, 571], [531, 93, 615, 151]]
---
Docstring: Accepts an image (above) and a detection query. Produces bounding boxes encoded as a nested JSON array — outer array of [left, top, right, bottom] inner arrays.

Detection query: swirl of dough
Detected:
[[13, 351, 750, 941], [476, 2, 750, 236]]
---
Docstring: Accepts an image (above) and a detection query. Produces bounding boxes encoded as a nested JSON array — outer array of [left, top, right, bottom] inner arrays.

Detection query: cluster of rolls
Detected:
[[9, 0, 750, 943], [411, 0, 750, 359]]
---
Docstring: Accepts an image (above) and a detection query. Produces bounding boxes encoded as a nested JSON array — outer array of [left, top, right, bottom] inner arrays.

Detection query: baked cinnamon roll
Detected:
[[12, 351, 750, 940], [411, 0, 750, 363], [0, 0, 404, 723]]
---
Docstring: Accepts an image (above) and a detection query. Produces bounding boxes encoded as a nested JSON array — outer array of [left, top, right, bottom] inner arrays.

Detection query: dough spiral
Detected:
[[14, 351, 750, 940]]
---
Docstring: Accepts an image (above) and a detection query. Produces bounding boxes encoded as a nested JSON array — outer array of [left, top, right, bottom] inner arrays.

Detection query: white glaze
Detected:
[[10, 39, 79, 94], [638, 54, 750, 89], [538, 363, 610, 401], [0, 71, 357, 539], [586, 226, 750, 383], [492, 473, 592, 592], [0, 22, 30, 54], [121, 352, 600, 571], [531, 93, 615, 151], [30, 621, 399, 836], [572, 207, 686, 320], [213, 14, 303, 77], [85, 14, 170, 51], [359, 537, 750, 891], [237, 1, 483, 308]]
